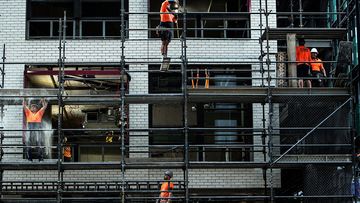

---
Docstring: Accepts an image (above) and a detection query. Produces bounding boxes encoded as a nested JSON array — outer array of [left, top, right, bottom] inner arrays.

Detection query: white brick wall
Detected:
[[0, 0, 281, 189]]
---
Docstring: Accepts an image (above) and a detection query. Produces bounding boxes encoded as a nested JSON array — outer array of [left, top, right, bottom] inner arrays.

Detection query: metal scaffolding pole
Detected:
[[120, 0, 126, 202], [181, 0, 189, 202], [0, 44, 5, 203], [259, 0, 269, 201], [56, 13, 66, 203], [263, 0, 275, 202], [1, 44, 5, 88]]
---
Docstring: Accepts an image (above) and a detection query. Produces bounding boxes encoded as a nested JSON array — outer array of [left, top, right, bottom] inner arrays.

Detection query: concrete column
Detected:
[[287, 33, 298, 87]]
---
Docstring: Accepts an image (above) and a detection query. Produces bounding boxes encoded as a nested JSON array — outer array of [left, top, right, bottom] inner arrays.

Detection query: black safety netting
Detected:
[[271, 95, 353, 203]]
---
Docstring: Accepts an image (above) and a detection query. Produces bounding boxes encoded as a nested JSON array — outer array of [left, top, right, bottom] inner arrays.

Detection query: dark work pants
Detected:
[[25, 122, 44, 160]]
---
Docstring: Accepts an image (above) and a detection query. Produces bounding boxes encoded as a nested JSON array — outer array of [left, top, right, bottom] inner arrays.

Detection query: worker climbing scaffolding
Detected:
[[159, 0, 179, 71]]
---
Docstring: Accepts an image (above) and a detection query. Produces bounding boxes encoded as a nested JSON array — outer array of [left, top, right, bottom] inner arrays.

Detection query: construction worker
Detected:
[[159, 0, 178, 58], [23, 98, 48, 161], [310, 48, 327, 87], [156, 170, 174, 203], [63, 137, 72, 162], [296, 38, 312, 88]]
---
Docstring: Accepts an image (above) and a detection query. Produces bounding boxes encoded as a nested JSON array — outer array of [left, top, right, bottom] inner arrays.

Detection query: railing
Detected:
[[27, 19, 129, 39], [149, 13, 251, 39], [1, 180, 185, 193]]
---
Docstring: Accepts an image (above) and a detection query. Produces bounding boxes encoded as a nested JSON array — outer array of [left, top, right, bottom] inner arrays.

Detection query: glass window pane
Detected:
[[205, 148, 226, 161], [104, 147, 121, 162], [82, 2, 122, 17], [105, 21, 121, 37], [29, 22, 50, 38], [203, 20, 224, 38], [53, 21, 74, 38], [30, 1, 73, 18], [79, 147, 102, 162], [82, 21, 103, 37]]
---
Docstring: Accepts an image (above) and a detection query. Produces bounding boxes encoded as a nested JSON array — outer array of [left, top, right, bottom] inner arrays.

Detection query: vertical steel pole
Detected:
[[290, 0, 294, 28], [57, 17, 63, 203], [264, 0, 274, 202], [182, 0, 189, 202], [258, 0, 268, 201], [57, 11, 66, 203], [1, 44, 5, 88], [299, 0, 304, 28], [120, 0, 126, 202], [0, 45, 3, 202]]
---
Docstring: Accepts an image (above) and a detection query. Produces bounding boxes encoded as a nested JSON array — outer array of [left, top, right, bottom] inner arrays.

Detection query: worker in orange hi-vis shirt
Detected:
[[23, 98, 48, 161], [296, 38, 312, 88], [159, 0, 178, 58], [63, 137, 72, 162], [310, 48, 327, 87], [156, 170, 174, 203]]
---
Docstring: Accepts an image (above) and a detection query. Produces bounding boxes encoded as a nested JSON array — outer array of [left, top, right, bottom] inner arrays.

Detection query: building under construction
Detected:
[[0, 0, 360, 202]]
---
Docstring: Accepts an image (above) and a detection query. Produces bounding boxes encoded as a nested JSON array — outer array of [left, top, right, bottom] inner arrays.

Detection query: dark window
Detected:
[[149, 65, 253, 162], [81, 21, 103, 37], [106, 21, 121, 37], [29, 1, 74, 18], [29, 21, 51, 37], [86, 112, 98, 122], [149, 65, 252, 94], [27, 0, 128, 39], [149, 65, 182, 93], [82, 1, 121, 17], [276, 0, 329, 28], [149, 0, 251, 39]]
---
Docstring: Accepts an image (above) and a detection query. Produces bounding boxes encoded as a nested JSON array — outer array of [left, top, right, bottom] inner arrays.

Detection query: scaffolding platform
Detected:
[[0, 160, 351, 170], [188, 87, 350, 103], [261, 28, 347, 40], [0, 87, 350, 104]]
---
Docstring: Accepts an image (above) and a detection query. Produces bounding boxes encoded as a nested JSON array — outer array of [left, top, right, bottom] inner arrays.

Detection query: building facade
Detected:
[[0, 0, 357, 202]]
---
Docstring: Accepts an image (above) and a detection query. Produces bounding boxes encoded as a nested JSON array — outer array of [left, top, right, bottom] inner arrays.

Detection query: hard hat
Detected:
[[168, 0, 176, 2], [164, 170, 173, 178], [311, 48, 318, 53]]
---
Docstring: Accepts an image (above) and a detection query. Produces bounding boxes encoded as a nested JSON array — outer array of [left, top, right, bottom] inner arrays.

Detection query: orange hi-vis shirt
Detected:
[[160, 1, 175, 22], [311, 58, 324, 72], [64, 146, 71, 158], [160, 181, 174, 199], [296, 45, 311, 65], [24, 108, 45, 123]]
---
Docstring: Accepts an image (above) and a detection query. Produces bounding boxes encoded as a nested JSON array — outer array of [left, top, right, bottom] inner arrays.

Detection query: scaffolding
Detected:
[[0, 0, 359, 203]]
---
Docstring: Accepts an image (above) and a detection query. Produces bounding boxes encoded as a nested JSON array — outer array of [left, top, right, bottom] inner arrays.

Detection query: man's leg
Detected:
[[307, 80, 312, 88], [162, 40, 169, 57], [306, 66, 312, 88], [36, 130, 44, 161], [25, 131, 32, 161], [161, 41, 165, 56], [298, 79, 304, 88]]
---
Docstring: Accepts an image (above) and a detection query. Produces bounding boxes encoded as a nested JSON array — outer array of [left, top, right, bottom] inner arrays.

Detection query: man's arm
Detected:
[[40, 99, 48, 111], [321, 63, 327, 77], [23, 99, 29, 111], [166, 3, 178, 23]]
